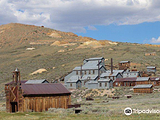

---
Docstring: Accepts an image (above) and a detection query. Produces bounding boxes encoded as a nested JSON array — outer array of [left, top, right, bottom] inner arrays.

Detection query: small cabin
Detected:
[[136, 77, 151, 85], [5, 69, 71, 113], [150, 77, 160, 86], [147, 66, 156, 73], [133, 84, 153, 93], [118, 61, 130, 70]]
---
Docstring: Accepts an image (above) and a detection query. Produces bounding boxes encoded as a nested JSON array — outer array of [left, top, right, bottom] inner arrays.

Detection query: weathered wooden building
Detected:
[[150, 77, 160, 86], [136, 77, 151, 85], [118, 61, 130, 70], [147, 66, 156, 73], [133, 84, 153, 93], [113, 77, 137, 87], [5, 69, 71, 112]]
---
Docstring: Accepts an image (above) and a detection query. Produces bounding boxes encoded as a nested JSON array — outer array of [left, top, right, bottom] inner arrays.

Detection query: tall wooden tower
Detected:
[[5, 68, 23, 112]]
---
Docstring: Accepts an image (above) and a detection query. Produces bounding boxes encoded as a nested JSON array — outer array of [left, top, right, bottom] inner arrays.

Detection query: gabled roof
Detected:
[[73, 61, 104, 70], [147, 66, 156, 69], [98, 78, 111, 82], [81, 75, 98, 80], [136, 77, 150, 81], [21, 83, 71, 95], [67, 76, 81, 83], [133, 84, 153, 89], [67, 75, 98, 83], [100, 71, 120, 77], [25, 79, 49, 84], [85, 57, 104, 61], [115, 77, 137, 82], [119, 61, 130, 63]]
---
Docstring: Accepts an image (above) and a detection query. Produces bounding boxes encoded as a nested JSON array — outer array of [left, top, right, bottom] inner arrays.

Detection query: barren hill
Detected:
[[0, 23, 160, 90], [0, 23, 98, 47]]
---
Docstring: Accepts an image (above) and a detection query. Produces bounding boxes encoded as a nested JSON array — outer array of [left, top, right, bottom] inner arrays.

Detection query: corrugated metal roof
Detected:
[[133, 84, 153, 89], [73, 61, 103, 70], [113, 70, 125, 73], [147, 66, 156, 69], [98, 78, 111, 82], [88, 81, 98, 84], [81, 75, 98, 80], [100, 71, 120, 77], [25, 79, 49, 84], [21, 83, 71, 95], [136, 77, 149, 81], [116, 77, 137, 82], [85, 57, 104, 61], [5, 80, 27, 85], [119, 61, 130, 63], [67, 75, 98, 83]]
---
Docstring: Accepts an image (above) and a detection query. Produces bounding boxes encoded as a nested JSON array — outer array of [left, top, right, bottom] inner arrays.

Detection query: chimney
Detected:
[[98, 60, 100, 79], [13, 68, 20, 84], [111, 58, 113, 74], [81, 65, 82, 79]]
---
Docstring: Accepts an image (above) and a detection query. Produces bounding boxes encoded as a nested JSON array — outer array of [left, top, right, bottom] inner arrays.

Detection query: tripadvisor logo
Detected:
[[124, 107, 132, 116]]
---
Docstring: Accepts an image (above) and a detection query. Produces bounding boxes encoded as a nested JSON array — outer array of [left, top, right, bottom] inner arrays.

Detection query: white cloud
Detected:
[[87, 25, 97, 31], [150, 37, 160, 43], [1, 0, 160, 32]]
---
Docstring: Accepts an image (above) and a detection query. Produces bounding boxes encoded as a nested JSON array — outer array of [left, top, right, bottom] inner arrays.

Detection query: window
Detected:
[[84, 71, 86, 75], [93, 70, 95, 74], [99, 83, 102, 87], [76, 71, 78, 75], [70, 83, 72, 87], [89, 70, 91, 74], [115, 82, 118, 86], [105, 82, 107, 87]]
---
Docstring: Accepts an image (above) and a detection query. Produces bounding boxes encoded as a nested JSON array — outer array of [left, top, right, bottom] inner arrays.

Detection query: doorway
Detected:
[[10, 102, 18, 112]]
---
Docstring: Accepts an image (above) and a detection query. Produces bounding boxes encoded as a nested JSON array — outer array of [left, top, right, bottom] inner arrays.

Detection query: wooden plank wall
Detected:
[[133, 88, 153, 93], [23, 95, 71, 112], [136, 81, 150, 85]]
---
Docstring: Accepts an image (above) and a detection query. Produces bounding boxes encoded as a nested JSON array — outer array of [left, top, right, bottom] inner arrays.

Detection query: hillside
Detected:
[[0, 23, 160, 88]]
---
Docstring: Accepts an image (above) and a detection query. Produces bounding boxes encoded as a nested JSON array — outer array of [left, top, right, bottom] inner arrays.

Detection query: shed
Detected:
[[147, 66, 156, 73], [150, 77, 160, 86], [5, 69, 71, 113], [133, 84, 153, 93], [123, 70, 140, 78], [136, 77, 151, 85], [118, 61, 130, 70]]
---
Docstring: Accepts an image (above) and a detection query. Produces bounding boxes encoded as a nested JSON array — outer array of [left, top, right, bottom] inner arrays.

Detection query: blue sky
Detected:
[[76, 22, 160, 44], [0, 0, 160, 44]]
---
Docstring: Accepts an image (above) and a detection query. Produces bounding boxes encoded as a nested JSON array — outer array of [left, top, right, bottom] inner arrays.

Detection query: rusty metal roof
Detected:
[[116, 77, 137, 82], [5, 80, 27, 85], [21, 83, 71, 95]]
